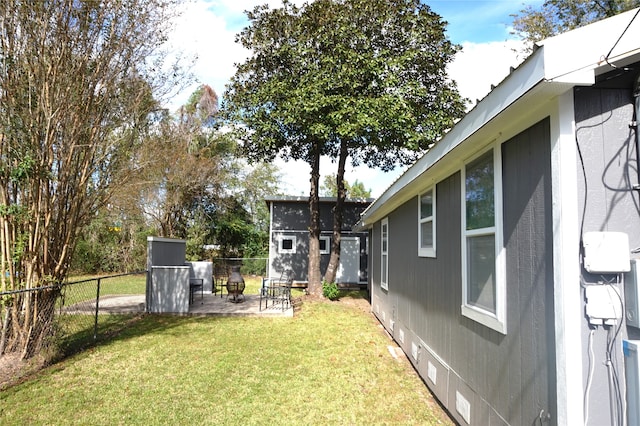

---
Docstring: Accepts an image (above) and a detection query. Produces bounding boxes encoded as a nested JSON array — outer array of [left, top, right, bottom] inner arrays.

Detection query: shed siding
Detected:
[[269, 230, 367, 283], [574, 84, 640, 426], [268, 199, 370, 283], [270, 200, 366, 231], [370, 118, 554, 425]]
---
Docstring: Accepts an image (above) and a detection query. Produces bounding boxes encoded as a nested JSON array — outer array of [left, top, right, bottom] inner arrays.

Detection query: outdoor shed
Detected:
[[356, 9, 640, 426], [266, 196, 372, 286], [145, 236, 212, 313]]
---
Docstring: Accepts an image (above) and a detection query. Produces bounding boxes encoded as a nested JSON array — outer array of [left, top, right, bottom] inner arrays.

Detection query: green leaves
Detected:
[[511, 0, 640, 52], [8, 155, 35, 183], [223, 0, 465, 170]]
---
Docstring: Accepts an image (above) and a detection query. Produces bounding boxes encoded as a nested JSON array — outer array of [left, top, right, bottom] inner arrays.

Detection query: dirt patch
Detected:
[[298, 291, 372, 314], [0, 352, 47, 390], [338, 294, 371, 312]]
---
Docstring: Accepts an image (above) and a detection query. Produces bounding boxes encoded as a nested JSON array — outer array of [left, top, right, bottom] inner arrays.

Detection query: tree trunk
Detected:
[[20, 287, 58, 360], [0, 306, 10, 355], [0, 0, 180, 360], [307, 141, 322, 297], [324, 141, 348, 284]]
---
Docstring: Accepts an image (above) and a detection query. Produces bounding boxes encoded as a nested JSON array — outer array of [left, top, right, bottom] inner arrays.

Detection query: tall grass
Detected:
[[0, 296, 452, 425]]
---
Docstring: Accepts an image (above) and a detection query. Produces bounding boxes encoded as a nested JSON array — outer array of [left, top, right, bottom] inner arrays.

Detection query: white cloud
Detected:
[[449, 39, 527, 110], [166, 1, 529, 197], [209, 0, 307, 16], [167, 0, 309, 111], [274, 157, 406, 198], [165, 1, 246, 110]]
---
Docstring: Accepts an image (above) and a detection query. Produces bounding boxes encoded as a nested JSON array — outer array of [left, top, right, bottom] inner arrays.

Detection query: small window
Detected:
[[418, 188, 436, 257], [279, 236, 296, 254], [381, 218, 389, 290], [319, 236, 330, 254], [461, 148, 506, 334]]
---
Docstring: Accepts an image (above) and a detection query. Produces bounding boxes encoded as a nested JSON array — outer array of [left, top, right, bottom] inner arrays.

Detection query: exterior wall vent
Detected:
[[427, 361, 437, 385], [455, 391, 471, 424], [399, 329, 405, 344]]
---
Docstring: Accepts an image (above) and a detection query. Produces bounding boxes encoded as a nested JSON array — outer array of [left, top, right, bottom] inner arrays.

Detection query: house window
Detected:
[[418, 188, 436, 257], [279, 236, 296, 254], [319, 236, 330, 254], [381, 218, 389, 290], [461, 148, 506, 334]]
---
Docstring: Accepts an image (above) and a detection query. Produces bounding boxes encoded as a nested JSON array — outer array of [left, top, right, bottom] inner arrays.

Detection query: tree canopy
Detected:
[[512, 0, 640, 51], [93, 84, 281, 267], [225, 0, 464, 171], [0, 0, 185, 358], [223, 0, 465, 293], [321, 174, 372, 199]]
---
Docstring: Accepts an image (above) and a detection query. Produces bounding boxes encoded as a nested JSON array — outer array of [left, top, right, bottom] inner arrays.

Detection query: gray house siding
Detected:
[[501, 118, 556, 423], [359, 14, 640, 425], [574, 82, 640, 426], [370, 118, 555, 425], [268, 198, 370, 283]]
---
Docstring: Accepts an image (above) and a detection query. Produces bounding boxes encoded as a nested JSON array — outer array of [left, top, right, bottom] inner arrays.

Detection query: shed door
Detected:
[[337, 237, 360, 283]]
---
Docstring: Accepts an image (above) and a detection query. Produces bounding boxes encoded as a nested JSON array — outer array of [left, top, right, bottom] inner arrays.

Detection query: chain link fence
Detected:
[[213, 257, 268, 276], [0, 271, 146, 372]]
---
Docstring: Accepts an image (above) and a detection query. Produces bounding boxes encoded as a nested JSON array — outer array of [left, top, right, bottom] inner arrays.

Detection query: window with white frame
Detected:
[[279, 236, 296, 254], [381, 218, 389, 290], [461, 148, 506, 334], [418, 188, 436, 257], [319, 236, 330, 254]]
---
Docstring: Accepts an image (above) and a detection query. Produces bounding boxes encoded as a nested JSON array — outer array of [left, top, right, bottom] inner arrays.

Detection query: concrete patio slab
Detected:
[[75, 293, 293, 317], [188, 293, 293, 317]]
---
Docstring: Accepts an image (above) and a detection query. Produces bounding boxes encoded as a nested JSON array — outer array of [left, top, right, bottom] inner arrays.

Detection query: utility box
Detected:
[[624, 340, 640, 426], [583, 232, 630, 274], [626, 259, 640, 328]]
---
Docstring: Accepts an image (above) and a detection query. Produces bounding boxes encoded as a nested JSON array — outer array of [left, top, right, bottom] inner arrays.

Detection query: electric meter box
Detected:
[[583, 232, 630, 274], [626, 259, 640, 328]]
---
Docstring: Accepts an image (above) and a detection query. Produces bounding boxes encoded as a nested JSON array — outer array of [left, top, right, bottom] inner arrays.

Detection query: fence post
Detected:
[[93, 278, 101, 340]]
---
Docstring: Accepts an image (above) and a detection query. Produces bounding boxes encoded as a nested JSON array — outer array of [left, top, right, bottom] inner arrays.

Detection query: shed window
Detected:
[[381, 218, 389, 290], [461, 148, 506, 334], [319, 236, 330, 254], [279, 236, 296, 254], [418, 188, 436, 257]]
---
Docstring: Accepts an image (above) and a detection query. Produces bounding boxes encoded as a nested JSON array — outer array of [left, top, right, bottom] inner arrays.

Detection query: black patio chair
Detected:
[[260, 270, 293, 311], [189, 278, 204, 304], [213, 264, 228, 298]]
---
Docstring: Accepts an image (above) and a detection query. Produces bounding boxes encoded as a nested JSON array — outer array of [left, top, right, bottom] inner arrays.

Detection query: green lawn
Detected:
[[1, 292, 452, 425], [66, 273, 269, 297]]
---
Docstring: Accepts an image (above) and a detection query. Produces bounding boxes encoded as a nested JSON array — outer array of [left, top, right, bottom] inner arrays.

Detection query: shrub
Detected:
[[322, 280, 340, 300]]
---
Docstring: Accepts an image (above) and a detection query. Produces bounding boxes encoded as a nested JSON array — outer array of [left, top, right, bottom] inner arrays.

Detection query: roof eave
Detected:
[[357, 8, 640, 230], [358, 46, 548, 228]]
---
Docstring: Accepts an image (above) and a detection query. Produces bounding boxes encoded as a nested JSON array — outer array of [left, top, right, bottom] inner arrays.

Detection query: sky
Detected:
[[166, 0, 545, 197]]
